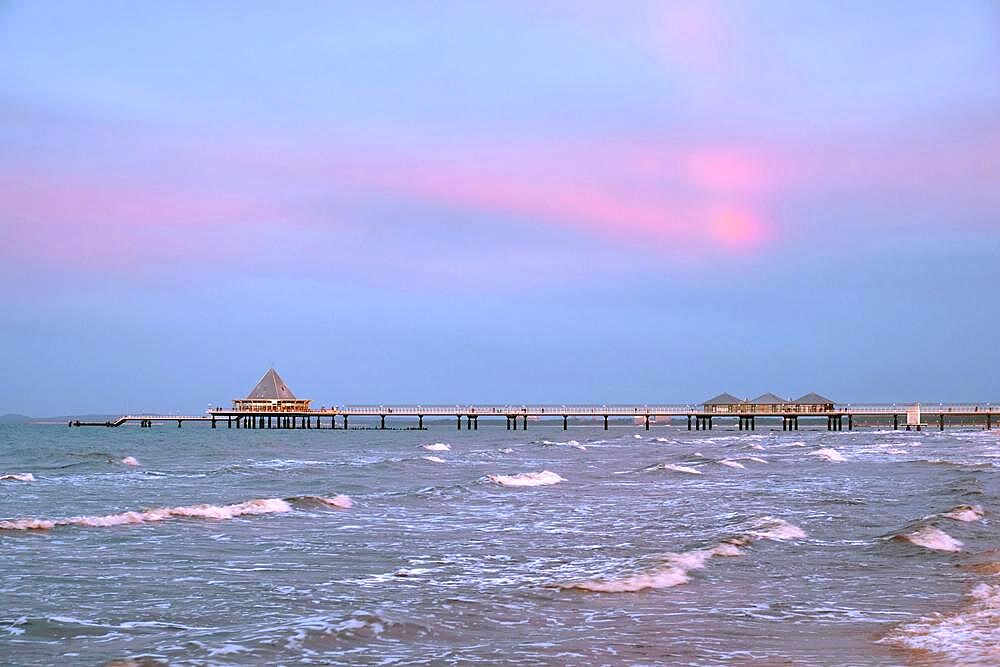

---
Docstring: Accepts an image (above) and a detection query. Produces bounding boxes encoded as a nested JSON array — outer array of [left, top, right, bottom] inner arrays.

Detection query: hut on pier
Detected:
[[747, 392, 789, 414], [792, 392, 835, 413], [703, 392, 835, 414], [703, 393, 746, 414], [232, 368, 312, 412]]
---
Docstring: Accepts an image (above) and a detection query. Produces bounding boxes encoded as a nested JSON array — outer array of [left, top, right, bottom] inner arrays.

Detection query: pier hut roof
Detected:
[[704, 392, 745, 405], [749, 392, 788, 405], [246, 368, 297, 400], [793, 392, 834, 405]]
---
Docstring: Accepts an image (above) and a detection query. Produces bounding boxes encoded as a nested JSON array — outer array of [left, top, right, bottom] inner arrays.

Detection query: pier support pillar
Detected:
[[695, 416, 701, 431], [708, 416, 713, 430], [343, 415, 348, 430], [457, 415, 462, 430], [563, 415, 568, 430], [603, 415, 609, 430], [177, 420, 182, 428], [474, 416, 478, 430], [645, 415, 650, 431], [522, 416, 528, 431], [848, 414, 853, 431], [506, 416, 511, 430], [893, 414, 898, 430], [940, 414, 945, 431], [466, 415, 473, 429], [418, 415, 424, 430], [750, 416, 755, 431], [687, 415, 692, 431], [380, 415, 386, 430], [211, 418, 216, 429], [988, 414, 992, 430]]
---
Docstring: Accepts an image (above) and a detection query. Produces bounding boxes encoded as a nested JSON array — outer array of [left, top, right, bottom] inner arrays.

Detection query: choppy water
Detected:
[[2, 423, 999, 665]]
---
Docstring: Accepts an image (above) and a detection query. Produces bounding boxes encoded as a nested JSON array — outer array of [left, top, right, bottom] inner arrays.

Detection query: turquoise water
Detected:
[[1, 423, 999, 665]]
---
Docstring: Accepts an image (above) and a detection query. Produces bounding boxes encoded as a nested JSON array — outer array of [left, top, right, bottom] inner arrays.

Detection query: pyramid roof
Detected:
[[749, 392, 788, 404], [704, 392, 745, 405], [793, 392, 834, 405], [246, 368, 297, 400]]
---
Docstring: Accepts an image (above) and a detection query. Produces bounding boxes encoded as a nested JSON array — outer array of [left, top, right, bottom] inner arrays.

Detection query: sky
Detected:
[[2, 1, 999, 415]]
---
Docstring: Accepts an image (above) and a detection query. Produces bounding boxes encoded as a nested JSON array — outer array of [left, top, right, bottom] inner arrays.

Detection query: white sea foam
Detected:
[[541, 440, 584, 449], [749, 443, 766, 450], [121, 456, 140, 466], [811, 447, 847, 462], [633, 434, 642, 439], [0, 498, 293, 531], [0, 473, 35, 482], [894, 525, 963, 552], [488, 471, 565, 487], [422, 443, 450, 452], [742, 456, 768, 464], [659, 463, 703, 475], [744, 517, 808, 541], [880, 582, 1000, 662], [559, 518, 804, 593], [314, 494, 354, 509], [498, 448, 514, 454], [422, 456, 446, 464], [718, 459, 745, 469], [940, 505, 985, 522]]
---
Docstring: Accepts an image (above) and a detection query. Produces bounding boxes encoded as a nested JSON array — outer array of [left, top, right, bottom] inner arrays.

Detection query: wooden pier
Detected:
[[67, 370, 998, 432], [75, 403, 998, 432]]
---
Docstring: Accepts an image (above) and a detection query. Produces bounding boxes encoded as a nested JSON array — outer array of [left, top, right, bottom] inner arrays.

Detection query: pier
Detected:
[[70, 370, 998, 431]]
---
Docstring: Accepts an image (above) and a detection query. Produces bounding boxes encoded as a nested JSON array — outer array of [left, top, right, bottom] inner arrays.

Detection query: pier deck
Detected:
[[78, 404, 999, 432]]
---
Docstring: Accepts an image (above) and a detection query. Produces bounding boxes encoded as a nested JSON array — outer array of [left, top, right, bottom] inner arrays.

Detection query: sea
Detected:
[[1, 421, 998, 666]]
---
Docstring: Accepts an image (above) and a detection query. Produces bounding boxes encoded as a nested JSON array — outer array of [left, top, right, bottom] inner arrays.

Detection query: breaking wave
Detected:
[[718, 459, 745, 469], [892, 525, 963, 552], [541, 439, 585, 450], [287, 494, 354, 509], [488, 471, 565, 487], [811, 447, 847, 463], [880, 582, 1000, 663], [0, 498, 294, 531], [557, 517, 806, 593], [121, 456, 140, 466], [422, 443, 450, 452], [422, 455, 446, 464], [645, 463, 702, 475], [0, 473, 35, 482], [940, 504, 985, 522]]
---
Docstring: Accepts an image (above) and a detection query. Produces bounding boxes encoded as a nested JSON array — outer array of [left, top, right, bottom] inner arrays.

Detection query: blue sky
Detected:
[[2, 1, 999, 414]]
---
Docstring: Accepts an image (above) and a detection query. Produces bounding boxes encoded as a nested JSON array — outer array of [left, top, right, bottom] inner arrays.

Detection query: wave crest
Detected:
[[0, 498, 293, 531], [893, 525, 963, 552], [880, 583, 1000, 662], [1, 473, 35, 482], [811, 448, 847, 463], [488, 471, 565, 487], [558, 518, 805, 593]]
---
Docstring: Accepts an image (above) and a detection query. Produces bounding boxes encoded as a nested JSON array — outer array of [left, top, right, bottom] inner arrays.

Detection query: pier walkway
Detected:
[[77, 404, 999, 432]]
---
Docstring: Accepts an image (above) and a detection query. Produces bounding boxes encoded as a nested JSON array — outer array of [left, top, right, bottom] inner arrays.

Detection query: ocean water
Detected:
[[1, 422, 999, 666]]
